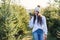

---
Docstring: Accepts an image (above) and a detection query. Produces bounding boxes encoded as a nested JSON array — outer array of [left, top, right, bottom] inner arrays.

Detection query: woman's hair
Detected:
[[33, 13, 42, 25]]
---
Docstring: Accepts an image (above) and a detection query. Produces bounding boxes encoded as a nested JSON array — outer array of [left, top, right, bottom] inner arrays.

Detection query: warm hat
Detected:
[[34, 5, 40, 12]]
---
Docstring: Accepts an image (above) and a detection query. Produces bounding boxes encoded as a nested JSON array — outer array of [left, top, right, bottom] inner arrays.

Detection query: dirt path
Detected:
[[22, 35, 32, 40]]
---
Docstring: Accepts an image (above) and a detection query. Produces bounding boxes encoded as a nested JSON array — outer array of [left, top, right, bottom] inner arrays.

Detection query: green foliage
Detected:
[[43, 5, 60, 39], [0, 0, 29, 40]]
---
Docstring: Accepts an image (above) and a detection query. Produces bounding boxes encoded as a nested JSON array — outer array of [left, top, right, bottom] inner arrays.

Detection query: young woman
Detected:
[[29, 6, 48, 40]]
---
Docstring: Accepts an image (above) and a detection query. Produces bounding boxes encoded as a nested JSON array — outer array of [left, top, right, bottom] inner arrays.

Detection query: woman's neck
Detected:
[[38, 14, 42, 17]]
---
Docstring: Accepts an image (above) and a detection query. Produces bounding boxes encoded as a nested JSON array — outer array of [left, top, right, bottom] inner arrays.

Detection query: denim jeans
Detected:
[[32, 29, 43, 40]]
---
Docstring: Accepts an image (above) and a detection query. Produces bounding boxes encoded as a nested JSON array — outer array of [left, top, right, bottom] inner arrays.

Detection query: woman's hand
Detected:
[[44, 34, 47, 40]]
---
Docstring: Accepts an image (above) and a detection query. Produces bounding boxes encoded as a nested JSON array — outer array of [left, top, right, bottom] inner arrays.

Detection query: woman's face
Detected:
[[34, 11, 39, 16]]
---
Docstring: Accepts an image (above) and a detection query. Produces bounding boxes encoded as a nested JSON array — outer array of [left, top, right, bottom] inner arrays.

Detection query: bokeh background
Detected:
[[0, 0, 60, 40]]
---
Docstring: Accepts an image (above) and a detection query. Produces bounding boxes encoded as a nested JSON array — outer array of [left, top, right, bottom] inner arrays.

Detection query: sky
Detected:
[[20, 0, 50, 9], [0, 0, 54, 9]]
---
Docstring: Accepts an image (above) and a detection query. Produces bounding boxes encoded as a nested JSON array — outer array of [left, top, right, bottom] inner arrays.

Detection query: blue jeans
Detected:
[[32, 29, 43, 40]]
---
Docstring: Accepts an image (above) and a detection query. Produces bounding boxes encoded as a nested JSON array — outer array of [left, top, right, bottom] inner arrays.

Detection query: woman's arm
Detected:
[[43, 16, 48, 40], [28, 16, 34, 28]]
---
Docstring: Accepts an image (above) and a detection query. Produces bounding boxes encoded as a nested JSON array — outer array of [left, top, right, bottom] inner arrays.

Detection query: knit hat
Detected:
[[34, 5, 40, 12]]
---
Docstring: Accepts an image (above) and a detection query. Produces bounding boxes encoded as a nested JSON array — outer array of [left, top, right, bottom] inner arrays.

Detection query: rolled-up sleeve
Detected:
[[28, 17, 34, 28], [43, 16, 48, 35]]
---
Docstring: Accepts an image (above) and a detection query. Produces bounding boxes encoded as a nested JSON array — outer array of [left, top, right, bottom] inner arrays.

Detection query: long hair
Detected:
[[33, 13, 42, 25]]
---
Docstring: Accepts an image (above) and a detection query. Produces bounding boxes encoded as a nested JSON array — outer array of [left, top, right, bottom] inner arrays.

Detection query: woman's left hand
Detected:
[[44, 34, 47, 40]]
